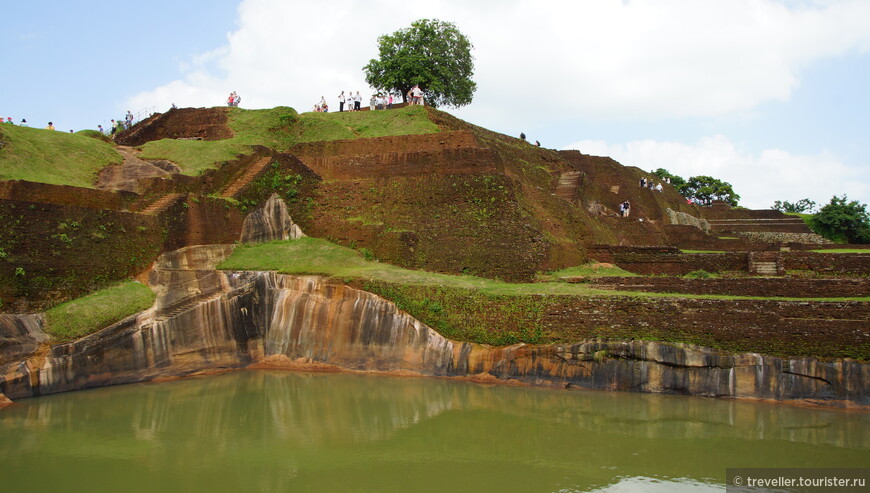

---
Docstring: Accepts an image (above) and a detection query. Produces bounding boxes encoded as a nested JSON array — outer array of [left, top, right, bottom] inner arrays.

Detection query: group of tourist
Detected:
[[406, 85, 424, 105], [314, 96, 331, 112], [369, 93, 394, 111], [4, 118, 63, 131], [226, 91, 242, 107], [519, 132, 542, 147], [619, 200, 631, 217], [336, 91, 363, 112], [3, 117, 27, 126], [639, 176, 664, 193], [331, 90, 402, 113]]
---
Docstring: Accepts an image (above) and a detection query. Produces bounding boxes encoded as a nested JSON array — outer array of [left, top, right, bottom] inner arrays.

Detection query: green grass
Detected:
[[0, 124, 122, 188], [219, 238, 870, 302], [44, 281, 156, 342], [542, 262, 639, 279], [138, 105, 440, 175]]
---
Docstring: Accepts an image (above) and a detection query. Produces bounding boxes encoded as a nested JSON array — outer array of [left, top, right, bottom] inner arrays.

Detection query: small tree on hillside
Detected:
[[810, 195, 870, 244], [363, 19, 477, 108], [772, 198, 816, 214]]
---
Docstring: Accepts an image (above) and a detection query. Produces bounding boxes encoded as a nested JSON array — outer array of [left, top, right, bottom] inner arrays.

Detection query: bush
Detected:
[[810, 195, 870, 244]]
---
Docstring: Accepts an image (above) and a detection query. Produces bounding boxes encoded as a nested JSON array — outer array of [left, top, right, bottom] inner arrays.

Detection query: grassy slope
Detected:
[[44, 281, 155, 341], [138, 105, 440, 175], [0, 124, 122, 188]]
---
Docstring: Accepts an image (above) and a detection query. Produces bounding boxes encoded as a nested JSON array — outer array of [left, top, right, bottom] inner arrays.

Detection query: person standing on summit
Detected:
[[338, 91, 346, 112]]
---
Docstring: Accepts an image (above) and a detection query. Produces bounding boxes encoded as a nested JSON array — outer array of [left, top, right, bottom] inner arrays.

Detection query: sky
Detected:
[[6, 0, 870, 210]]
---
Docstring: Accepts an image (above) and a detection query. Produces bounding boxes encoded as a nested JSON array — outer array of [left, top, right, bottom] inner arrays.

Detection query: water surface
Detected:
[[1, 371, 867, 492]]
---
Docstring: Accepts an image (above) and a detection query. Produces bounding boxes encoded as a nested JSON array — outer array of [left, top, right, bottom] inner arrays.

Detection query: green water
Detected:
[[0, 371, 867, 492]]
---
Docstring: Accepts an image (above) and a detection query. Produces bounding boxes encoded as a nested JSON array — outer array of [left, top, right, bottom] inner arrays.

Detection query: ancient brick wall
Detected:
[[663, 225, 777, 251], [0, 180, 136, 211], [297, 147, 500, 180], [589, 246, 750, 275], [115, 107, 234, 146], [783, 252, 870, 275], [291, 130, 479, 159], [579, 276, 870, 298], [0, 199, 164, 311], [542, 296, 869, 360]]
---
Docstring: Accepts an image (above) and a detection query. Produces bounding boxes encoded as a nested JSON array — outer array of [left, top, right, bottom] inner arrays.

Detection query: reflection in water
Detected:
[[1, 371, 867, 493]]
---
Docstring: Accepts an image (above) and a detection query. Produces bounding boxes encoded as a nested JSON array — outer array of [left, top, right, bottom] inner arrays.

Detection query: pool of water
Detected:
[[1, 371, 867, 492]]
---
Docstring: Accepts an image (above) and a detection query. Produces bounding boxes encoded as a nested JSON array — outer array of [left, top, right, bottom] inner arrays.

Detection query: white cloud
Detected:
[[125, 0, 870, 124], [563, 135, 869, 209]]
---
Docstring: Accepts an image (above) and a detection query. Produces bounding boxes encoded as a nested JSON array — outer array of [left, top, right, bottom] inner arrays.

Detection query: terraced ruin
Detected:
[[1, 105, 867, 408]]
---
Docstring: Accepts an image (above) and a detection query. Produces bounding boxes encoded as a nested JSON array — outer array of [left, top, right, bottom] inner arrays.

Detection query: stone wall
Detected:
[[577, 276, 870, 298], [0, 180, 136, 211], [115, 107, 234, 146], [736, 231, 830, 245], [783, 252, 870, 275], [589, 246, 750, 275]]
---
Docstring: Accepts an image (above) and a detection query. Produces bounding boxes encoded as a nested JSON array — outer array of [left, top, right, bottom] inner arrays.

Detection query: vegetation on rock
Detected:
[[45, 280, 155, 341]]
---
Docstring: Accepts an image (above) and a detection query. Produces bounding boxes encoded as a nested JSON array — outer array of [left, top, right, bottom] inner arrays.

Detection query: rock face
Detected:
[[0, 314, 48, 362], [1, 246, 868, 409], [240, 193, 305, 243]]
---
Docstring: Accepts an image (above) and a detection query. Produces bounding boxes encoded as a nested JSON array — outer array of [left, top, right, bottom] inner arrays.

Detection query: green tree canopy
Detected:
[[810, 195, 870, 244], [650, 169, 739, 206], [682, 175, 740, 206], [772, 198, 816, 213], [652, 168, 686, 188], [363, 19, 476, 108]]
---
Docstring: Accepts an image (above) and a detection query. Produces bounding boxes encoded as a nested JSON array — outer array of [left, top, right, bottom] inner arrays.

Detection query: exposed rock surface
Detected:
[[666, 208, 710, 233], [240, 193, 305, 243], [95, 146, 174, 193], [1, 247, 867, 409], [0, 314, 48, 363]]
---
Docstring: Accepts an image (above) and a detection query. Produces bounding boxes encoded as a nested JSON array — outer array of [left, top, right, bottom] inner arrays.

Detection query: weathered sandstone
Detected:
[[1, 253, 867, 409]]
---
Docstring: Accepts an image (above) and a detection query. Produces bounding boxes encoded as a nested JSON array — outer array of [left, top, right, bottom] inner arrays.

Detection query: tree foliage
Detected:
[[682, 176, 740, 206], [772, 198, 816, 214], [810, 195, 870, 244], [652, 168, 686, 188], [363, 19, 476, 109], [652, 169, 740, 206]]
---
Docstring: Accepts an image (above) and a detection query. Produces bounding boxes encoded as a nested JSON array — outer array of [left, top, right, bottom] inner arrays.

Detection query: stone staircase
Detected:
[[749, 251, 783, 276], [221, 156, 273, 198], [139, 193, 185, 215], [555, 171, 583, 202], [154, 292, 225, 322]]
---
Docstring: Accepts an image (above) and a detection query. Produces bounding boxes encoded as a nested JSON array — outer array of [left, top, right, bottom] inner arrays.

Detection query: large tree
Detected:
[[363, 19, 476, 108], [681, 175, 740, 206], [810, 195, 870, 244]]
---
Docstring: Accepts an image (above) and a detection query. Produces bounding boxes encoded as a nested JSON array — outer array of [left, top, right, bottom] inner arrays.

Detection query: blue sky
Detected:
[[6, 0, 870, 210]]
